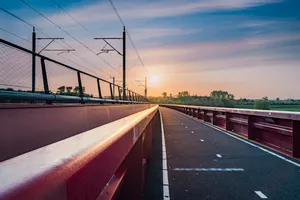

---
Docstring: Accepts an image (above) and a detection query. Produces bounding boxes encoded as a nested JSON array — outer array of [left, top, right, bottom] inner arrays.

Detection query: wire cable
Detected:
[[1, 5, 114, 80], [0, 27, 31, 43], [20, 0, 119, 73], [107, 0, 147, 72]]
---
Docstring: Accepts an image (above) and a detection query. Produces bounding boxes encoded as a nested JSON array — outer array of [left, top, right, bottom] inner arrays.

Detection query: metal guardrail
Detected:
[[0, 38, 148, 104], [162, 104, 300, 158], [0, 105, 159, 200]]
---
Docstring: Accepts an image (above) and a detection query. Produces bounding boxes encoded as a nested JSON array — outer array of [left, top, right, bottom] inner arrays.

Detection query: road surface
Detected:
[[143, 107, 300, 200]]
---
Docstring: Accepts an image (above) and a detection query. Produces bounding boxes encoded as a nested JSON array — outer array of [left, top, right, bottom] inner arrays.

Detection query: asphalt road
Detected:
[[144, 107, 300, 200]]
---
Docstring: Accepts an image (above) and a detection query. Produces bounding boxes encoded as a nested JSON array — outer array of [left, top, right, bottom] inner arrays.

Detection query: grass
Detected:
[[235, 104, 300, 112]]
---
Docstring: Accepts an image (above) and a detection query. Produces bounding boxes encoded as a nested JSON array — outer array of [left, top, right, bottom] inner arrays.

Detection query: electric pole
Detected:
[[32, 27, 36, 93], [94, 26, 126, 100], [122, 26, 126, 100], [136, 77, 148, 98], [145, 77, 147, 98], [112, 76, 115, 97]]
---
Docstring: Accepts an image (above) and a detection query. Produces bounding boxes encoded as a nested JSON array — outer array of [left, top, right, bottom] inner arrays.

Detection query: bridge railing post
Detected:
[[197, 109, 201, 119], [97, 79, 103, 99], [292, 120, 300, 158], [77, 71, 83, 98], [212, 111, 218, 126], [118, 86, 121, 100], [110, 83, 114, 100], [40, 57, 49, 94], [225, 112, 231, 131], [247, 115, 254, 140]]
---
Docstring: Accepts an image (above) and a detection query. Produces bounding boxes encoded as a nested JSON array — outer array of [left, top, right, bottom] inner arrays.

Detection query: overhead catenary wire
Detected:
[[0, 27, 31, 43], [0, 5, 114, 79], [107, 0, 147, 73], [49, 0, 120, 76], [19, 0, 119, 73]]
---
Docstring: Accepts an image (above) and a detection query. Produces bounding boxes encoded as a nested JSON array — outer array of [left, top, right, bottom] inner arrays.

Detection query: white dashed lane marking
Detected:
[[216, 154, 222, 158], [173, 168, 244, 172], [200, 139, 204, 142], [255, 191, 268, 199]]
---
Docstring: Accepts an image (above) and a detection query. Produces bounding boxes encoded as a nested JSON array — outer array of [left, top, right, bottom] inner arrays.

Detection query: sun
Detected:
[[149, 75, 159, 85]]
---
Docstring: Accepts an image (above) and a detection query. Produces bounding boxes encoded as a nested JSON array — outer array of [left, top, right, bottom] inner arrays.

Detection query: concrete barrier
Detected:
[[0, 105, 159, 200]]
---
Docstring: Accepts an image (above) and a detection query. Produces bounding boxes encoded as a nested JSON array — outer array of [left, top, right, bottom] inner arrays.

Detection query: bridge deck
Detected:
[[144, 107, 300, 200]]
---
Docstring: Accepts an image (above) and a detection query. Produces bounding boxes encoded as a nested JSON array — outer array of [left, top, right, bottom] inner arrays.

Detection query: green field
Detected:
[[235, 104, 300, 112]]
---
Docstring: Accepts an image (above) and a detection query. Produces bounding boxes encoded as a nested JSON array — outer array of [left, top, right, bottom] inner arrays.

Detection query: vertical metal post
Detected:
[[225, 112, 231, 131], [248, 115, 254, 140], [97, 79, 102, 99], [292, 120, 300, 158], [128, 90, 131, 102], [32, 27, 36, 93], [113, 77, 115, 97], [110, 83, 114, 99], [145, 77, 147, 98], [118, 86, 121, 100], [213, 111, 218, 125], [123, 26, 126, 100], [40, 58, 49, 94], [77, 72, 83, 97]]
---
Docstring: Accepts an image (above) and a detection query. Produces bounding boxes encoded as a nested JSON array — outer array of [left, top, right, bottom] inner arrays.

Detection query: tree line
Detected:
[[150, 90, 300, 110]]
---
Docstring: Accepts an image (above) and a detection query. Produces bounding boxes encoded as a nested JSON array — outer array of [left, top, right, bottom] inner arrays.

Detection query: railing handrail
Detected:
[[0, 105, 158, 199], [0, 38, 148, 102], [162, 104, 300, 120], [0, 90, 147, 104]]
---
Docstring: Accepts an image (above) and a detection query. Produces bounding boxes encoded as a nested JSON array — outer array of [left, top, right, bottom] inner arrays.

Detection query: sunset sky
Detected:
[[1, 0, 300, 99]]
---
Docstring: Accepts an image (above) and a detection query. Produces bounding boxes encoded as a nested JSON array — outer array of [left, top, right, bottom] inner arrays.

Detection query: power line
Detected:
[[49, 0, 120, 75], [0, 7, 33, 27], [20, 0, 119, 73], [1, 4, 114, 79], [0, 27, 31, 43], [107, 0, 147, 72], [50, 0, 95, 38]]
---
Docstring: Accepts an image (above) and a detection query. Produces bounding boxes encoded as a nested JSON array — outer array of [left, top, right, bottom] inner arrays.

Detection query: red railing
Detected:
[[0, 105, 159, 200], [162, 104, 300, 158]]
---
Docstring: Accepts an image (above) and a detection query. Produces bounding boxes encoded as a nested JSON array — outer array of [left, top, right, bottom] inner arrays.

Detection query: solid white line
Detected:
[[162, 151, 167, 160], [216, 154, 222, 158], [255, 191, 268, 199], [174, 168, 244, 171], [160, 109, 171, 200], [200, 139, 204, 142], [163, 170, 169, 185], [163, 186, 170, 200], [162, 156, 168, 170], [176, 111, 300, 168]]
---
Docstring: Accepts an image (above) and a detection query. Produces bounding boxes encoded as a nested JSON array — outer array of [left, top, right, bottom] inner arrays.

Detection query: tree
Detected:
[[254, 98, 270, 110], [178, 91, 190, 97], [162, 92, 167, 98], [228, 94, 234, 99], [210, 90, 234, 99], [66, 87, 73, 93], [74, 86, 86, 95], [169, 93, 172, 98], [57, 86, 65, 94]]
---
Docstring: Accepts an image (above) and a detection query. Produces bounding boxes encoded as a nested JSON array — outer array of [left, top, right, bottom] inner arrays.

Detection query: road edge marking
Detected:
[[159, 109, 171, 200]]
